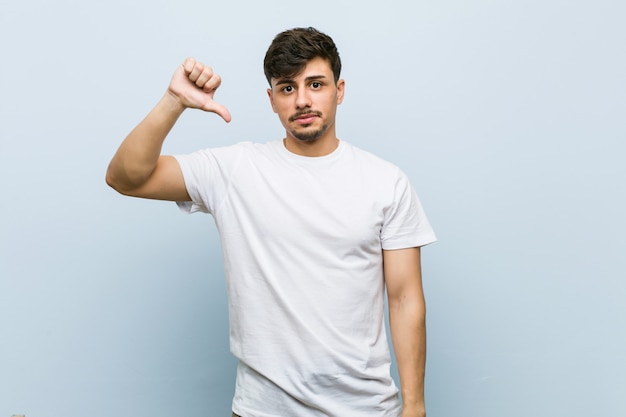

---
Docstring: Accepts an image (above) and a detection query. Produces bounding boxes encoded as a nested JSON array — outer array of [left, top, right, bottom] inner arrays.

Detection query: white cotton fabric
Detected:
[[174, 140, 436, 416]]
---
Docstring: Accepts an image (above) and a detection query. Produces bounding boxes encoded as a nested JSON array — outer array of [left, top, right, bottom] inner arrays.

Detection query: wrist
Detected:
[[162, 90, 187, 115], [402, 403, 426, 417], [402, 397, 426, 417]]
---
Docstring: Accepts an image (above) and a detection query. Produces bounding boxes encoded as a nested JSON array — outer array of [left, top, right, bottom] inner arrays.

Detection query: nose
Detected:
[[295, 87, 311, 109]]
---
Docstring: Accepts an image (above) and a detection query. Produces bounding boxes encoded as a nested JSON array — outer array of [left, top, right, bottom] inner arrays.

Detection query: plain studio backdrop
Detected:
[[1, 0, 624, 416]]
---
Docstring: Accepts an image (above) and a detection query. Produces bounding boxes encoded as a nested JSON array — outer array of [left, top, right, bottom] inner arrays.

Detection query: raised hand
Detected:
[[167, 57, 232, 122]]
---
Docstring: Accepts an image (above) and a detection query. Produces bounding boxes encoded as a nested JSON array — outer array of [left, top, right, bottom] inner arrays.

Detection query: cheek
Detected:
[[275, 107, 292, 124], [278, 102, 294, 117]]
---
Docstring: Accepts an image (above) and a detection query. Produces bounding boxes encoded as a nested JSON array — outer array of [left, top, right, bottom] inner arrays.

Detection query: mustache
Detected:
[[289, 109, 322, 122]]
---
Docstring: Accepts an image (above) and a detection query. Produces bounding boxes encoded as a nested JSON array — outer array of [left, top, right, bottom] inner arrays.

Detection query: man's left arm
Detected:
[[384, 246, 427, 417]]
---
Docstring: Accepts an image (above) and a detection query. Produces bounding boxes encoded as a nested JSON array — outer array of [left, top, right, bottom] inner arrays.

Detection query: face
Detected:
[[267, 57, 345, 145]]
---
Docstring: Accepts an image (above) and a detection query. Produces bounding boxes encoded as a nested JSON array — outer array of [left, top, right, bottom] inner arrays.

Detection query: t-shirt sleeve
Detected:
[[173, 146, 237, 215], [380, 169, 437, 250]]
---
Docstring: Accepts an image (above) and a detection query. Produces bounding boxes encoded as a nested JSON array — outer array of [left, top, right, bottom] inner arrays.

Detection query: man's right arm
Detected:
[[105, 58, 231, 201]]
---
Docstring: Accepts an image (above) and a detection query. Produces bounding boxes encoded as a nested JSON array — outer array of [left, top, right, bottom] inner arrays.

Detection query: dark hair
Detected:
[[263, 27, 342, 85]]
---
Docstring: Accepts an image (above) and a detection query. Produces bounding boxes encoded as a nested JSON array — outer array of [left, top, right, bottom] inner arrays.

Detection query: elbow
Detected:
[[105, 165, 122, 193], [106, 176, 125, 195], [105, 166, 134, 196], [105, 167, 117, 190], [105, 169, 116, 190]]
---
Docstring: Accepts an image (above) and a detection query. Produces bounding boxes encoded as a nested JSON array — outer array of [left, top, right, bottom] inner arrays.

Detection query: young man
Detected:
[[106, 27, 436, 417]]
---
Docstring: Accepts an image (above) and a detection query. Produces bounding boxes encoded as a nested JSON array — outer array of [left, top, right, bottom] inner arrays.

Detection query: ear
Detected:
[[267, 88, 278, 113], [336, 79, 345, 105]]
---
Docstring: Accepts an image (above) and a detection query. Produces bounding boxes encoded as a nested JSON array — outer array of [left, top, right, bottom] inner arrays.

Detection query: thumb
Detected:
[[209, 101, 231, 123]]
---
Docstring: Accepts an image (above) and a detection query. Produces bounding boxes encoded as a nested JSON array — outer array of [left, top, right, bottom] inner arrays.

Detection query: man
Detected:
[[107, 27, 436, 417]]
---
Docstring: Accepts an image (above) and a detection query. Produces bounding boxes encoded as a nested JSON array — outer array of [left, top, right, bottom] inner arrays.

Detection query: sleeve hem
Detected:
[[381, 233, 437, 251]]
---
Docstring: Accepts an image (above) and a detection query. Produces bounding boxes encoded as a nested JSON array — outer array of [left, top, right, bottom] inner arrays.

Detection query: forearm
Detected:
[[389, 295, 427, 416], [106, 91, 185, 192]]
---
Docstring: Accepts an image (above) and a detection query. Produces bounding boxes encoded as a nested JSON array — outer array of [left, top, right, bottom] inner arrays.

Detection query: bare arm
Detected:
[[105, 58, 231, 200], [384, 247, 427, 417]]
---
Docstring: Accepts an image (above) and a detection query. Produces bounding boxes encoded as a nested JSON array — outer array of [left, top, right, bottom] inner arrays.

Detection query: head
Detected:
[[264, 28, 345, 152], [263, 27, 342, 86]]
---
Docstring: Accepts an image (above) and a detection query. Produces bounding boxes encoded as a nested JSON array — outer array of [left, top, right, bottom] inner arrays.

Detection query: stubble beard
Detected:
[[290, 122, 330, 142], [288, 109, 328, 142]]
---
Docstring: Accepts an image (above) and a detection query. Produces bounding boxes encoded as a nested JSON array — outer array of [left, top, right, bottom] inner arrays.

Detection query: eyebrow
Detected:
[[274, 74, 328, 86]]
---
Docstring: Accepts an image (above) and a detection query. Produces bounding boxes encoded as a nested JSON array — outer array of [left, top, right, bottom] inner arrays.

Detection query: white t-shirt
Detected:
[[175, 140, 436, 416]]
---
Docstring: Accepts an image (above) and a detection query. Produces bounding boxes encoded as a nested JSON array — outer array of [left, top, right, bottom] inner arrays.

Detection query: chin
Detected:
[[291, 125, 328, 142], [294, 134, 321, 142]]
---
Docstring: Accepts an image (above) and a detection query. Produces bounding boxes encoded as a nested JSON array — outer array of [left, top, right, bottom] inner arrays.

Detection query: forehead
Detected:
[[271, 57, 333, 85]]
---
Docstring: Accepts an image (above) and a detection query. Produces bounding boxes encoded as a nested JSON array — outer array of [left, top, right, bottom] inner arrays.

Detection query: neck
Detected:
[[283, 133, 339, 157]]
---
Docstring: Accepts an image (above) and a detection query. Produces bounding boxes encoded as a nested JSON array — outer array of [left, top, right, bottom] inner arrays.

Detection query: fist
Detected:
[[168, 57, 231, 122]]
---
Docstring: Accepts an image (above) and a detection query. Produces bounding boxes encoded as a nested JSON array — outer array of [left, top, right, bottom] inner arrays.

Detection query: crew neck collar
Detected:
[[276, 139, 345, 163]]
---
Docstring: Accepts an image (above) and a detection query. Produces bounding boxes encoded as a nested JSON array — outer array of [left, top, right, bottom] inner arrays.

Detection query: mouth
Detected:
[[289, 111, 322, 125]]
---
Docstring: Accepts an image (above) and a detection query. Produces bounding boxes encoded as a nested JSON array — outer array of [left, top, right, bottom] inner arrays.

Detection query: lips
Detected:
[[295, 115, 317, 124], [289, 111, 322, 124]]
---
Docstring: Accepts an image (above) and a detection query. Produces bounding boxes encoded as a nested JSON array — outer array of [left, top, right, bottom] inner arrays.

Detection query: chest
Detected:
[[217, 161, 391, 255]]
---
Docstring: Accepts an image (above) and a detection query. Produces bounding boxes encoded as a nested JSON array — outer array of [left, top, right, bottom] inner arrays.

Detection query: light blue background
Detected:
[[1, 1, 624, 416]]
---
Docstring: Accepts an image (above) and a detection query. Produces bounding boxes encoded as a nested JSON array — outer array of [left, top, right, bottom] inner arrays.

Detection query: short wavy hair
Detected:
[[263, 27, 342, 85]]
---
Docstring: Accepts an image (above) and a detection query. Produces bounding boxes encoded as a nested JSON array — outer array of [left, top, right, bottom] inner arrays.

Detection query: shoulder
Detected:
[[220, 140, 282, 156], [182, 140, 279, 161], [342, 141, 405, 178]]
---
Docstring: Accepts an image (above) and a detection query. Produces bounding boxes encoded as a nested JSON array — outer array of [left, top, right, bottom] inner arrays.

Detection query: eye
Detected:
[[282, 85, 294, 93], [311, 81, 322, 89]]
